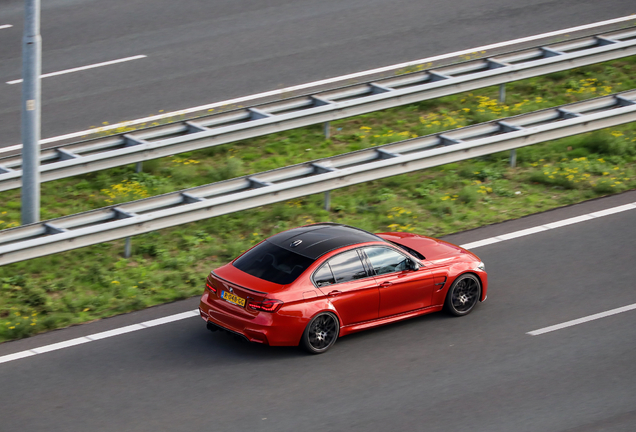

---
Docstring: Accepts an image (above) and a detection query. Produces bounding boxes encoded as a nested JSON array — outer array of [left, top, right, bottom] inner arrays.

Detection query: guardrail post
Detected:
[[509, 149, 517, 168], [323, 122, 330, 139], [124, 237, 132, 258], [135, 162, 143, 173], [324, 191, 331, 211], [498, 84, 516, 167]]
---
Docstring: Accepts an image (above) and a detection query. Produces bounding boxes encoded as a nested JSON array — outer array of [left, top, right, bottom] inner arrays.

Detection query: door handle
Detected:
[[328, 290, 342, 296], [380, 281, 393, 288]]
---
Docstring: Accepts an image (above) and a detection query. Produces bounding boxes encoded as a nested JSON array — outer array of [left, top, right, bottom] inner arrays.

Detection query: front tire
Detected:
[[300, 312, 339, 354], [444, 274, 481, 316]]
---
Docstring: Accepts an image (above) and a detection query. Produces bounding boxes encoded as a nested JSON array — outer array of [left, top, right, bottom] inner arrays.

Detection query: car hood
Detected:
[[377, 232, 479, 262]]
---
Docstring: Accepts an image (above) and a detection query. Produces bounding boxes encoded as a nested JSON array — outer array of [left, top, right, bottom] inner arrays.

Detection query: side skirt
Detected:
[[339, 305, 443, 337]]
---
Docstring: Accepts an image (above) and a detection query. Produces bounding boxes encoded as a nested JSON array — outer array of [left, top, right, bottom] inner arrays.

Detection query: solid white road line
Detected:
[[458, 202, 636, 250], [590, 203, 636, 217], [0, 201, 635, 365], [0, 310, 199, 364], [497, 226, 548, 241], [0, 24, 13, 30], [85, 324, 146, 341], [0, 351, 35, 363], [527, 303, 636, 336], [141, 310, 200, 327], [2, 14, 635, 154], [543, 214, 594, 229], [30, 337, 91, 354], [6, 55, 147, 85]]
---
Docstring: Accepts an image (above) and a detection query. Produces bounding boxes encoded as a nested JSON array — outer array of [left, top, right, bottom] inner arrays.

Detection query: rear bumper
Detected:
[[205, 320, 250, 342], [199, 305, 270, 344], [198, 299, 307, 346]]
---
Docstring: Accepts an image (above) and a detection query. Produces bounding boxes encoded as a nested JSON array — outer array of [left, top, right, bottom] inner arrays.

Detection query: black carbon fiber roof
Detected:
[[266, 223, 385, 259]]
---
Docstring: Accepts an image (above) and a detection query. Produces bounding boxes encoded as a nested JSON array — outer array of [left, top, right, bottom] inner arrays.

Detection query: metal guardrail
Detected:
[[1, 27, 636, 192], [3, 14, 633, 154], [1, 90, 635, 266]]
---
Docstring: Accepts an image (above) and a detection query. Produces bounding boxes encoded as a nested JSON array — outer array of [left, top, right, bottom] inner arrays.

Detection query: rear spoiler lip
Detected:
[[210, 271, 269, 295]]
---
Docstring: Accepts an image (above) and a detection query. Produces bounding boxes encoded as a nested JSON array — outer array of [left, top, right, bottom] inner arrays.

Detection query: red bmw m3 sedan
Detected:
[[199, 223, 487, 354]]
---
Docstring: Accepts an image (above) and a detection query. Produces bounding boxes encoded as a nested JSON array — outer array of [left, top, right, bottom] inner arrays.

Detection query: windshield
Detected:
[[389, 240, 425, 260], [233, 241, 314, 285]]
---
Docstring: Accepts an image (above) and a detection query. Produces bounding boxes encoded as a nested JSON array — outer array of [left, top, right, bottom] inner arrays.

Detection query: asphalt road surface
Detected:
[[1, 191, 635, 432], [0, 0, 633, 147]]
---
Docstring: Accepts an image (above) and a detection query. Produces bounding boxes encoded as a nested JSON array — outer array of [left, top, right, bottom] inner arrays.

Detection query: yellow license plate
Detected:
[[221, 290, 246, 307]]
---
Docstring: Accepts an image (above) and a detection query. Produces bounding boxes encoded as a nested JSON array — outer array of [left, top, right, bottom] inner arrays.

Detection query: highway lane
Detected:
[[0, 0, 633, 147], [1, 191, 635, 431]]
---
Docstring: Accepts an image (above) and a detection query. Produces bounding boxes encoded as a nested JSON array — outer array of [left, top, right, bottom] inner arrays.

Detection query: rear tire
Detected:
[[444, 274, 481, 317], [300, 312, 339, 354]]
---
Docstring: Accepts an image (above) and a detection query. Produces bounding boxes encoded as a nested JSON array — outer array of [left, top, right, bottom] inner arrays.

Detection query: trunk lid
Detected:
[[214, 263, 288, 296], [209, 264, 285, 318]]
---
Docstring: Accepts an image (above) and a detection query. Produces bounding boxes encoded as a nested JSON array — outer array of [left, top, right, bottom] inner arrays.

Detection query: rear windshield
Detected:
[[233, 241, 314, 285]]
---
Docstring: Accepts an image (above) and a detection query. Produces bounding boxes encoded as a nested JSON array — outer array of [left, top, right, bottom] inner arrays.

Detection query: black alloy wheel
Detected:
[[444, 274, 481, 316], [301, 312, 339, 354]]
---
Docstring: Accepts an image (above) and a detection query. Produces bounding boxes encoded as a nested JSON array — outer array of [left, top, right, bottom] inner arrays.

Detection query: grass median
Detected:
[[1, 57, 635, 343]]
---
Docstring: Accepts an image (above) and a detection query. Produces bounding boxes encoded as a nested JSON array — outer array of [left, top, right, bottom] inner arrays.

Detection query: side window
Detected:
[[328, 250, 369, 284], [364, 247, 410, 276], [313, 264, 335, 287]]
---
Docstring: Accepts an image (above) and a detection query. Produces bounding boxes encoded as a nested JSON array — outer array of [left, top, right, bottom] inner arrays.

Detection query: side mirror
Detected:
[[408, 259, 421, 271]]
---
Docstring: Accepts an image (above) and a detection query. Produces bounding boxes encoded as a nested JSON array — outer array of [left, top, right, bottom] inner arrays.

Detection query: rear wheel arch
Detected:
[[310, 307, 343, 333], [300, 311, 340, 354], [293, 305, 342, 345]]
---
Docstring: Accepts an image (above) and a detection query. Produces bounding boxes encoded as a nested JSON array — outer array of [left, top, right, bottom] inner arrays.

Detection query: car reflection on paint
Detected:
[[199, 223, 487, 354]]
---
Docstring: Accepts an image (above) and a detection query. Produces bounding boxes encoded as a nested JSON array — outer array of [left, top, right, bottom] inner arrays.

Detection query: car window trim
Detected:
[[360, 246, 416, 277], [357, 249, 374, 277], [311, 247, 375, 288], [312, 262, 336, 288]]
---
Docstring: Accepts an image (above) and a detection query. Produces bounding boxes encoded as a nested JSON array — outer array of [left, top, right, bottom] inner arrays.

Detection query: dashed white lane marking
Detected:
[[527, 303, 636, 336], [458, 202, 636, 250], [0, 201, 635, 365], [0, 310, 198, 364], [0, 24, 13, 30], [6, 55, 147, 85], [2, 14, 635, 154]]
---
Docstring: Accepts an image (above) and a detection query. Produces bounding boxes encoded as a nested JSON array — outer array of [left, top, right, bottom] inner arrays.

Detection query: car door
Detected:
[[362, 246, 435, 318], [313, 249, 379, 326]]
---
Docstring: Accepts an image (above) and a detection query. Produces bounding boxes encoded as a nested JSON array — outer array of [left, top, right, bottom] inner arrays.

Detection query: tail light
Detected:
[[247, 299, 283, 313], [206, 281, 217, 294]]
